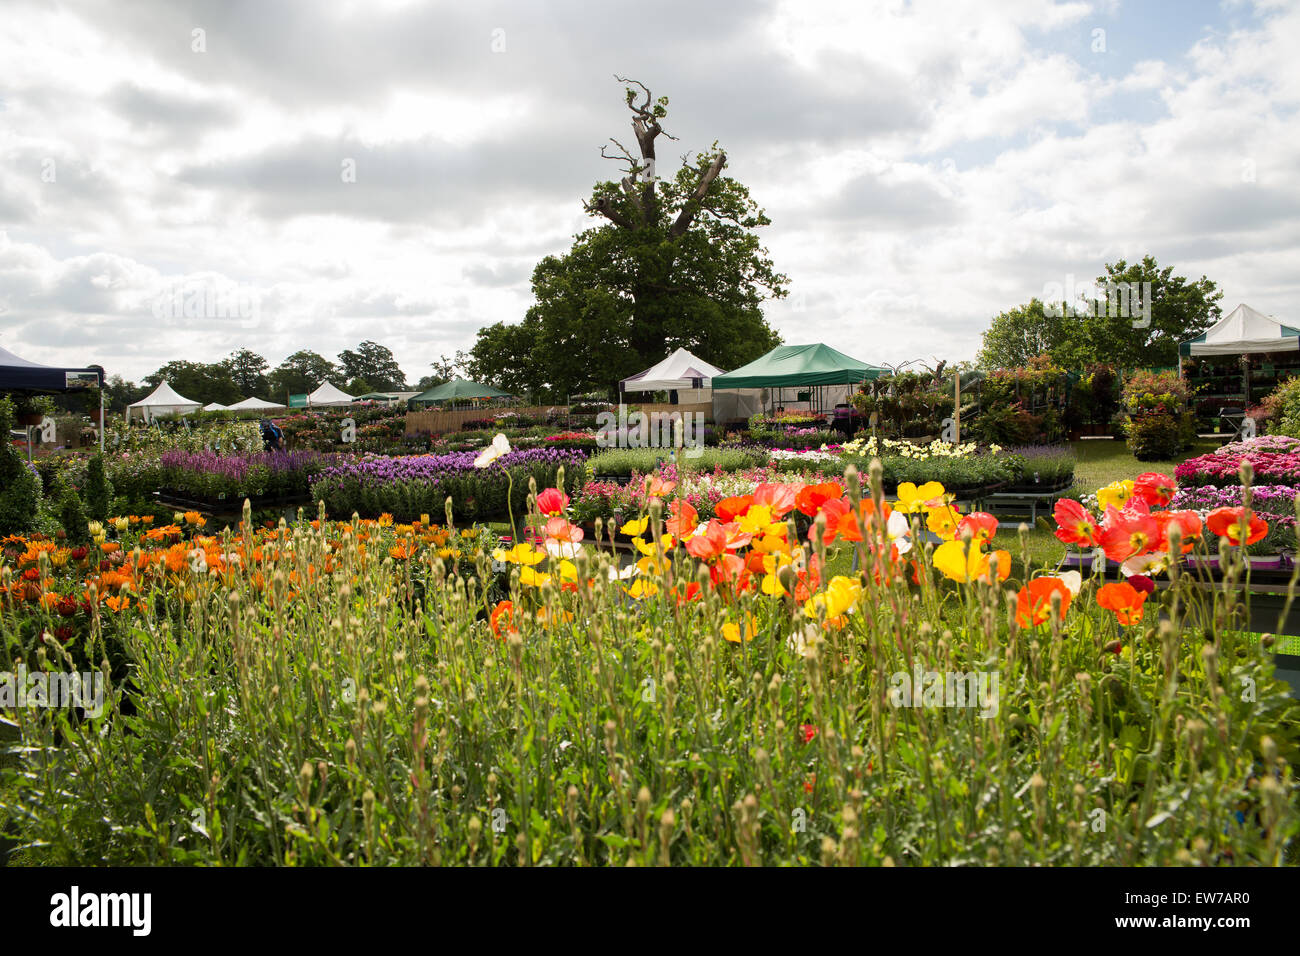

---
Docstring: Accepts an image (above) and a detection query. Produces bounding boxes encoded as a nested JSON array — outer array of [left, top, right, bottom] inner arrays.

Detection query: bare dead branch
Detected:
[[669, 151, 727, 238], [583, 196, 635, 229]]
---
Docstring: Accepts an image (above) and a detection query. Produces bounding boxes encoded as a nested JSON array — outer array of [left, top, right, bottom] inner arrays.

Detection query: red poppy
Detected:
[[833, 500, 892, 544], [791, 556, 823, 602], [1132, 472, 1176, 509], [674, 582, 702, 605], [1052, 499, 1099, 548], [1127, 574, 1155, 595], [752, 483, 798, 518], [1097, 581, 1147, 625], [796, 482, 843, 517], [1154, 509, 1202, 553], [1097, 508, 1160, 563], [685, 520, 728, 562], [957, 511, 999, 545], [808, 497, 852, 544], [535, 488, 569, 517], [665, 500, 699, 538], [708, 552, 751, 590], [800, 724, 818, 744], [1015, 577, 1072, 628], [1205, 507, 1268, 546]]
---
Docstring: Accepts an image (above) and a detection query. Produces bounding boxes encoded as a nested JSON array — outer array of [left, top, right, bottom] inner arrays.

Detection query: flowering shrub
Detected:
[[105, 418, 262, 456], [1175, 448, 1300, 487], [1121, 370, 1195, 460], [1261, 375, 1300, 439], [310, 448, 587, 522], [0, 398, 44, 536], [1217, 435, 1300, 456], [159, 450, 336, 501], [771, 437, 1018, 492], [587, 447, 766, 477], [1169, 484, 1299, 552]]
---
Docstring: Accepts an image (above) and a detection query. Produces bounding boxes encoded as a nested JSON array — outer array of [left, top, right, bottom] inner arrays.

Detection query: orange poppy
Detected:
[[1016, 576, 1072, 628], [795, 482, 843, 517], [1096, 581, 1147, 625], [490, 600, 517, 640]]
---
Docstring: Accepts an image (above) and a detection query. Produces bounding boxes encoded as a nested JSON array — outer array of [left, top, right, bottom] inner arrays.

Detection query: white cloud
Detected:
[[0, 0, 1297, 380]]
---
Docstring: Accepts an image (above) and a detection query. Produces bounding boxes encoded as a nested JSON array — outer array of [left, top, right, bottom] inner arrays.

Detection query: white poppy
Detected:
[[473, 433, 512, 468], [545, 539, 584, 560], [608, 562, 638, 581], [1121, 552, 1169, 578], [1057, 570, 1083, 596]]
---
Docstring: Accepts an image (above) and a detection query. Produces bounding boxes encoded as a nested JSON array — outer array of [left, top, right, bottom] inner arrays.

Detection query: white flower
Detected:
[[473, 433, 512, 468], [545, 539, 584, 560], [608, 562, 637, 581]]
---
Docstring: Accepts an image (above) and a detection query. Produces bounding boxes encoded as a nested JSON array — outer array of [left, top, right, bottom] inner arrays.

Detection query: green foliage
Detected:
[[0, 397, 43, 536], [4, 499, 1295, 865], [267, 350, 341, 399], [221, 348, 270, 396], [337, 341, 407, 392], [1262, 375, 1300, 438], [144, 360, 241, 406], [852, 370, 955, 439], [54, 478, 88, 543], [1121, 370, 1196, 460], [977, 256, 1222, 369], [587, 447, 766, 477], [83, 455, 114, 521], [977, 299, 1088, 370]]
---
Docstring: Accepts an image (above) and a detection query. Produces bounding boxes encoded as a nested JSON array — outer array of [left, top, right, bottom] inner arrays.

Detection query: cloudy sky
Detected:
[[1, 0, 1297, 384]]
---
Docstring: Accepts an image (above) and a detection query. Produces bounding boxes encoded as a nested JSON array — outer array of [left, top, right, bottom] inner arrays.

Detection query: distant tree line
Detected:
[[78, 342, 468, 413]]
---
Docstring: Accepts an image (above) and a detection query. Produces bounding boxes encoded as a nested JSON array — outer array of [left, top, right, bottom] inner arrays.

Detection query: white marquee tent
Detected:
[[202, 402, 229, 412], [128, 381, 202, 422], [306, 381, 355, 407], [228, 396, 287, 412], [1179, 303, 1300, 358], [621, 347, 726, 393]]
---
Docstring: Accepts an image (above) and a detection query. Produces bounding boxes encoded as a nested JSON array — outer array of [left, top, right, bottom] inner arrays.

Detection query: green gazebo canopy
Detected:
[[410, 377, 512, 405], [711, 344, 889, 388]]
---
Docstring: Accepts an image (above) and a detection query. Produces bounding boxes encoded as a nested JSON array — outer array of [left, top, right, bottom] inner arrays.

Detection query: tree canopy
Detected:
[[267, 350, 341, 399], [468, 78, 785, 399], [977, 256, 1222, 369], [143, 361, 241, 406], [338, 341, 407, 392]]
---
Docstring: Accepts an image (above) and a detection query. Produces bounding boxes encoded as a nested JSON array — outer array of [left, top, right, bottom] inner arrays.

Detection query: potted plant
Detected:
[[14, 397, 43, 428]]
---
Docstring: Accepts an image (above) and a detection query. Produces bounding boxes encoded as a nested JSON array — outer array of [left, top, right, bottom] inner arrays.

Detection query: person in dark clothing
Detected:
[[260, 417, 284, 452]]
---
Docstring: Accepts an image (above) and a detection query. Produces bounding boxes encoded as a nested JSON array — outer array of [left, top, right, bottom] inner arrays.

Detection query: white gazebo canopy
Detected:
[[306, 381, 355, 407], [620, 347, 726, 393], [202, 402, 229, 412], [128, 380, 202, 422], [1180, 303, 1300, 357], [228, 396, 286, 411]]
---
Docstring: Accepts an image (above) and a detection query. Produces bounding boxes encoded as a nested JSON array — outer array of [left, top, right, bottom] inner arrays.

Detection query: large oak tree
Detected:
[[469, 79, 786, 399]]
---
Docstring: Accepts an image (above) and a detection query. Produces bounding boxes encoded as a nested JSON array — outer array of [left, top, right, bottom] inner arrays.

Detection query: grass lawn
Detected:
[[1013, 436, 1221, 573]]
